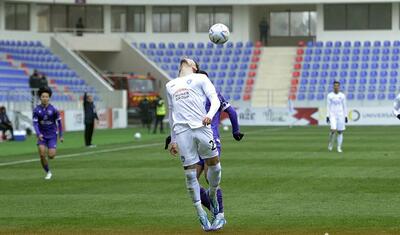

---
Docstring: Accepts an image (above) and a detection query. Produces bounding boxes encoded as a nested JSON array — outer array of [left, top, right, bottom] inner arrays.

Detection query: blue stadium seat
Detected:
[[235, 86, 242, 93], [212, 57, 220, 63], [357, 93, 365, 100], [230, 63, 238, 70], [204, 49, 213, 56], [245, 41, 254, 48], [363, 41, 371, 47], [178, 42, 185, 49], [233, 94, 241, 101], [222, 57, 230, 63], [389, 93, 397, 100], [354, 41, 361, 47], [168, 42, 175, 49], [220, 64, 228, 70], [149, 43, 156, 49], [235, 42, 243, 48], [210, 64, 218, 70], [158, 42, 166, 49], [347, 85, 355, 92], [347, 93, 355, 100], [323, 56, 330, 62], [367, 93, 375, 100], [368, 85, 376, 92], [307, 93, 315, 100], [184, 49, 193, 56], [236, 76, 244, 86], [187, 42, 195, 49], [379, 85, 387, 92], [197, 42, 205, 49], [378, 93, 385, 100]]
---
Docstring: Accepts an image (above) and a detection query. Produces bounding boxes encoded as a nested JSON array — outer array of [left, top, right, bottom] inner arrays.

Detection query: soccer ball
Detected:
[[209, 23, 230, 45], [134, 132, 141, 140], [223, 125, 229, 131]]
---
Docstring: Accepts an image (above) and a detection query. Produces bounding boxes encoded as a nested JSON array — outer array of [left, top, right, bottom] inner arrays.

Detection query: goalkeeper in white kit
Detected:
[[326, 81, 348, 153]]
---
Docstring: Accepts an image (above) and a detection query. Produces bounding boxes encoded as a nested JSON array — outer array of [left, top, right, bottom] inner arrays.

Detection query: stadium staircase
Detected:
[[251, 47, 295, 108]]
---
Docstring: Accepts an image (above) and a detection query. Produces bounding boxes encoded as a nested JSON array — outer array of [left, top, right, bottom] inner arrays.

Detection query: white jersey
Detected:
[[166, 73, 220, 143], [327, 92, 347, 118], [393, 94, 400, 116]]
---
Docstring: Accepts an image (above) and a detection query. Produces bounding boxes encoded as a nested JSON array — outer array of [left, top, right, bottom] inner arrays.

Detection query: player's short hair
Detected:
[[333, 81, 340, 85], [38, 86, 52, 98]]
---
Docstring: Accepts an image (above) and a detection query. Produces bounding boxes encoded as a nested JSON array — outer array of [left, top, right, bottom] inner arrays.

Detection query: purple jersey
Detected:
[[205, 93, 234, 140], [33, 104, 62, 138]]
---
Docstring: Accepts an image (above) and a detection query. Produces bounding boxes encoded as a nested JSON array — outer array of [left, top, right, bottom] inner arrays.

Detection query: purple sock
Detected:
[[200, 187, 211, 210], [43, 164, 49, 173], [217, 188, 224, 213]]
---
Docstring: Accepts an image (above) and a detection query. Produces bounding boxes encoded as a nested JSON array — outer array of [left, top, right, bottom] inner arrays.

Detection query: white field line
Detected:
[[0, 143, 161, 167], [0, 127, 291, 167]]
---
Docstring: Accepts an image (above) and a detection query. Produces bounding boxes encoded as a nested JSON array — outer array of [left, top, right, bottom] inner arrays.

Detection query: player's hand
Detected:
[[169, 143, 178, 156], [164, 135, 171, 150], [326, 117, 330, 124], [233, 132, 244, 141], [202, 117, 212, 126], [38, 134, 44, 141], [345, 117, 348, 123], [397, 114, 400, 120], [59, 136, 64, 143]]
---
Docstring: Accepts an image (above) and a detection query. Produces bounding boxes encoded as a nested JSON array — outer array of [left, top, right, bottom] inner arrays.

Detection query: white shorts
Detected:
[[175, 126, 219, 167], [330, 116, 346, 131]]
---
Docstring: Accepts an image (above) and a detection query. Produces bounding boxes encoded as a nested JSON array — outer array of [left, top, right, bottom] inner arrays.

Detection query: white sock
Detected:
[[207, 163, 221, 199], [329, 132, 335, 145], [337, 133, 343, 148], [184, 169, 201, 204]]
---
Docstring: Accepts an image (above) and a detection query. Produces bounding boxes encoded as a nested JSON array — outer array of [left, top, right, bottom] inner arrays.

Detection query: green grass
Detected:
[[0, 126, 400, 234]]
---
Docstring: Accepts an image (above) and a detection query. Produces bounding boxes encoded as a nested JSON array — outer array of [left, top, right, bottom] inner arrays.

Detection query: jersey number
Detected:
[[209, 140, 217, 151]]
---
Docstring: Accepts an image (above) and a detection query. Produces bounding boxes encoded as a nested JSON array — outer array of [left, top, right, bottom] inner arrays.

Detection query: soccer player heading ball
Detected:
[[326, 81, 348, 153], [33, 87, 63, 180], [166, 58, 223, 231]]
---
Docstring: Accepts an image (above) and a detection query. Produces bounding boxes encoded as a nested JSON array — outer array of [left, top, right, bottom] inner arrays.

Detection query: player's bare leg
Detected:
[[38, 145, 52, 180], [184, 164, 211, 231]]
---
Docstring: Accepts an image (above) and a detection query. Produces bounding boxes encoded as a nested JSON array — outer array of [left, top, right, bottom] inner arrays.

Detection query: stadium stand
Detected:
[[133, 41, 262, 102], [0, 40, 98, 103], [290, 40, 400, 103]]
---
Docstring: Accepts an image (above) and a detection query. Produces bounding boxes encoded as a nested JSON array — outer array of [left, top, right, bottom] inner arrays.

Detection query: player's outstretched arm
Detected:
[[224, 106, 244, 141]]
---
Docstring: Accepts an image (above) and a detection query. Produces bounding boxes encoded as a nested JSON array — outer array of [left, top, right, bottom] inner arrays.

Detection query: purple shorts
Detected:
[[198, 139, 221, 166], [37, 136, 58, 149]]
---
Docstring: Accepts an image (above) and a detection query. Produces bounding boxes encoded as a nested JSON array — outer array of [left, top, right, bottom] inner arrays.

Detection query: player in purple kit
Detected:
[[196, 69, 243, 230], [33, 87, 64, 180]]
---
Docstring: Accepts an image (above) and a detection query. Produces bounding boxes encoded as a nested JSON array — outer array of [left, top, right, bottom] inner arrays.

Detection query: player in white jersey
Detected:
[[326, 81, 348, 153], [166, 58, 222, 231], [393, 94, 400, 120]]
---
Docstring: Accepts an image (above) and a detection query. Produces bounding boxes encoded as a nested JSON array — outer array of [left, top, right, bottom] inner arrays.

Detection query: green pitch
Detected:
[[0, 126, 400, 235]]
